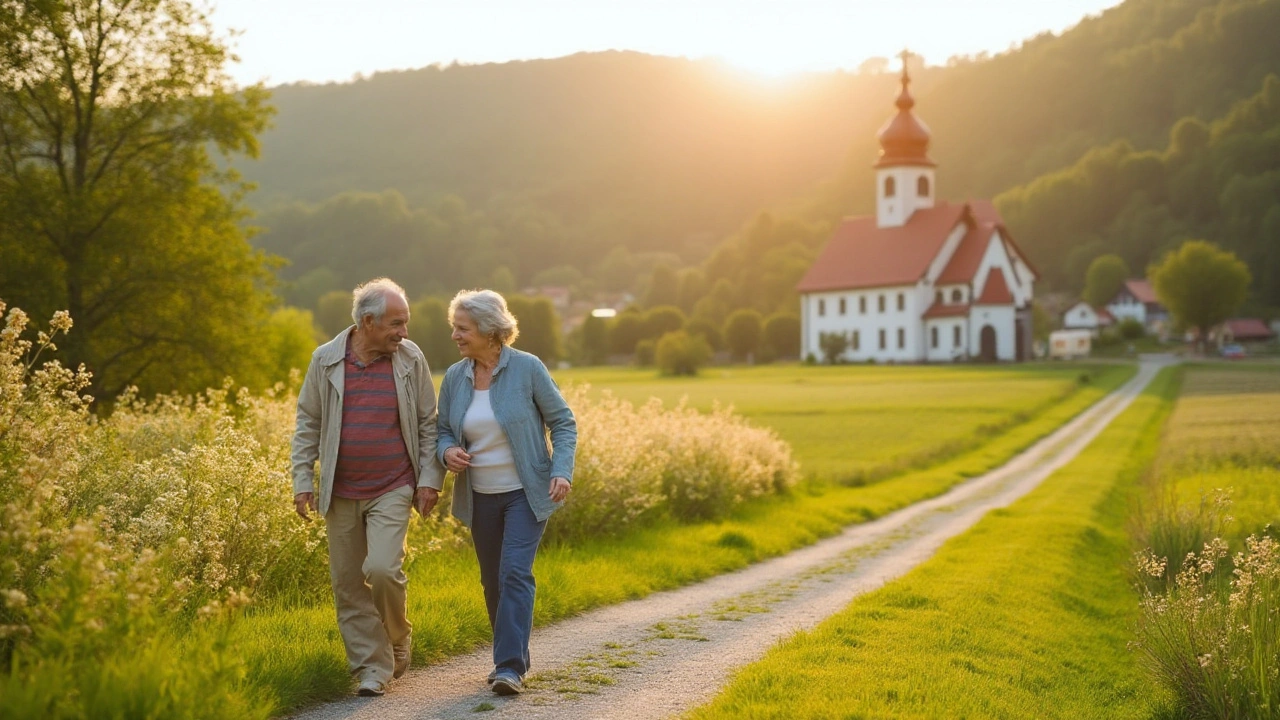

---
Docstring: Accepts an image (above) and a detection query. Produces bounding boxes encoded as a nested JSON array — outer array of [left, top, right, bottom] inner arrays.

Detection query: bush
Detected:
[[655, 330, 712, 376], [723, 309, 763, 360], [1118, 317, 1146, 340], [685, 318, 724, 351], [1133, 531, 1280, 719], [762, 313, 801, 359], [635, 338, 656, 366], [547, 386, 796, 541], [818, 331, 849, 364]]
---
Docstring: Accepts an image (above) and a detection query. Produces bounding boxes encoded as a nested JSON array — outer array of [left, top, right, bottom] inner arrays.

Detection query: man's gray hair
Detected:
[[448, 289, 520, 346], [351, 278, 409, 326]]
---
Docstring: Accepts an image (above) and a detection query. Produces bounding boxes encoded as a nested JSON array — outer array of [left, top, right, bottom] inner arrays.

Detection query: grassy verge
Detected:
[[240, 364, 1134, 713], [684, 366, 1178, 720]]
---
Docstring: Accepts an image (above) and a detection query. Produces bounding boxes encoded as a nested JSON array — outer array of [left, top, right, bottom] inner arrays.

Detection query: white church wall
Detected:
[[801, 285, 919, 363], [969, 306, 1017, 360], [876, 166, 936, 229], [925, 319, 967, 362]]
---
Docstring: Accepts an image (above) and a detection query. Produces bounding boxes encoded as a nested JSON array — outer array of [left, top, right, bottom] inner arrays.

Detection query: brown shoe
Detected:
[[393, 634, 412, 679]]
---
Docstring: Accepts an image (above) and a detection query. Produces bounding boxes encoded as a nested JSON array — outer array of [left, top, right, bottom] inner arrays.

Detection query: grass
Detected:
[[1148, 363, 1280, 538], [238, 362, 1135, 713], [684, 366, 1181, 720], [555, 363, 1119, 483]]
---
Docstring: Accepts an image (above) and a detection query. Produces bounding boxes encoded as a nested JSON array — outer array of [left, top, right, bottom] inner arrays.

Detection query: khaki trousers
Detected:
[[325, 483, 414, 684]]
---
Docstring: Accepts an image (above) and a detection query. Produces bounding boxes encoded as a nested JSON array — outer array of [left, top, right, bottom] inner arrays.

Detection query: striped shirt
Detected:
[[332, 341, 415, 500]]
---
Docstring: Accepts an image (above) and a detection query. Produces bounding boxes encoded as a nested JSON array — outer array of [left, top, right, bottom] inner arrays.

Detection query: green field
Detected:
[[554, 363, 1113, 483], [238, 362, 1133, 712], [1150, 363, 1280, 537], [685, 367, 1180, 720]]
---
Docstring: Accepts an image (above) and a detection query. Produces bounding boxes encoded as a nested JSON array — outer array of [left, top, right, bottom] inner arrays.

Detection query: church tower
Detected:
[[875, 51, 936, 228]]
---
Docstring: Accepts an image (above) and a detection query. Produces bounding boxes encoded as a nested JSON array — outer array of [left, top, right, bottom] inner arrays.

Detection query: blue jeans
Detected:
[[471, 489, 546, 677]]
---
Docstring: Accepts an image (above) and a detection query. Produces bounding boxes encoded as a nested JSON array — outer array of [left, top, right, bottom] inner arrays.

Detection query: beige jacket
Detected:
[[290, 327, 445, 516]]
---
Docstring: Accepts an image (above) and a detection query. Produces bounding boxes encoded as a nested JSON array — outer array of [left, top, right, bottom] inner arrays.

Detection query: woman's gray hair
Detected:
[[351, 277, 409, 326], [449, 289, 520, 346]]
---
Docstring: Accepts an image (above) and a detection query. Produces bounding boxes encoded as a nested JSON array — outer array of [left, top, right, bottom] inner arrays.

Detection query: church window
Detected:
[[953, 325, 961, 347], [878, 294, 886, 313], [853, 330, 860, 351], [936, 290, 943, 304], [859, 296, 867, 314], [951, 288, 962, 303], [885, 176, 896, 198], [879, 329, 886, 350], [897, 293, 905, 311], [818, 299, 825, 317], [931, 326, 939, 348], [898, 328, 905, 349], [918, 176, 930, 197], [839, 297, 847, 315]]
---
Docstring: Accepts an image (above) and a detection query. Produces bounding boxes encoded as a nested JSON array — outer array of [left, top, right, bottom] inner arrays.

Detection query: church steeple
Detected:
[[875, 50, 934, 169], [874, 50, 937, 228]]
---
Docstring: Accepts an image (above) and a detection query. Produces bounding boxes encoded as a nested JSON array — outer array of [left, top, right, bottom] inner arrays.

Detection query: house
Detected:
[[1106, 279, 1167, 335], [796, 56, 1037, 363], [1220, 318, 1275, 347], [1049, 329, 1092, 359], [1061, 301, 1114, 336]]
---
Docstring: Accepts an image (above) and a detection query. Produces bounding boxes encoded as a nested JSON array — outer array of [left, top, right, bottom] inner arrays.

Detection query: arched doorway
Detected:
[[980, 325, 997, 362]]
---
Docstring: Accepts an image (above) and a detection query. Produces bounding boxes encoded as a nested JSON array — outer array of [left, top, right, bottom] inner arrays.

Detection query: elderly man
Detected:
[[291, 277, 444, 697]]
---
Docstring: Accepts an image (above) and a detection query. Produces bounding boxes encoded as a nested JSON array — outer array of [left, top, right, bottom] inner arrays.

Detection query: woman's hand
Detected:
[[444, 446, 472, 473], [549, 477, 571, 503]]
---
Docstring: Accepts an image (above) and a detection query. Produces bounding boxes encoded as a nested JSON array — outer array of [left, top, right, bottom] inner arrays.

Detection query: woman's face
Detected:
[[451, 308, 488, 359]]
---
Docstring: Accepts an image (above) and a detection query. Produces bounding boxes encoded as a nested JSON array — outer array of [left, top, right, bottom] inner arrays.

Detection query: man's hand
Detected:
[[415, 487, 440, 517], [549, 477, 571, 503], [443, 446, 472, 473], [294, 492, 317, 521]]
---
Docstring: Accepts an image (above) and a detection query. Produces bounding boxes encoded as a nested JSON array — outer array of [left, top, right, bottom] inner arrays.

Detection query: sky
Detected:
[[210, 0, 1126, 87]]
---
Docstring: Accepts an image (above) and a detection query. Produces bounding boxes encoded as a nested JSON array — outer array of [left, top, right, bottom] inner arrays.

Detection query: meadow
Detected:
[[685, 367, 1181, 719], [553, 363, 1110, 484], [0, 306, 1135, 717]]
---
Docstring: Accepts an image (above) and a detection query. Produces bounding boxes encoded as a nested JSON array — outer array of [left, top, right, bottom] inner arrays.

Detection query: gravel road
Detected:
[[292, 358, 1166, 720]]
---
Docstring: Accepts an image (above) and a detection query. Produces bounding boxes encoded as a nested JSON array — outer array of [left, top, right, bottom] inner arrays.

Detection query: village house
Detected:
[[1061, 301, 1115, 337], [1106, 279, 1167, 335], [797, 57, 1038, 363]]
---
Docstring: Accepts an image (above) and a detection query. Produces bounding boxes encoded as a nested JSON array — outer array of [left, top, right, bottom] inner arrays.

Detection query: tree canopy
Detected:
[[1083, 255, 1130, 307], [0, 0, 276, 399], [1150, 240, 1251, 343]]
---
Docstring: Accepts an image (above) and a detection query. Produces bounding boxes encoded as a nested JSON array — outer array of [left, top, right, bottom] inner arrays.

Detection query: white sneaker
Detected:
[[357, 678, 386, 697], [393, 634, 412, 679]]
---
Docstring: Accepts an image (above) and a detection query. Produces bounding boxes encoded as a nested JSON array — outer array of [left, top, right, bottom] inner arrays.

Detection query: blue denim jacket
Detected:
[[437, 345, 577, 525]]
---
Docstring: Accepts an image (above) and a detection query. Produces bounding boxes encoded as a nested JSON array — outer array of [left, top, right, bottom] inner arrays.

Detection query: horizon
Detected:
[[212, 0, 1126, 87]]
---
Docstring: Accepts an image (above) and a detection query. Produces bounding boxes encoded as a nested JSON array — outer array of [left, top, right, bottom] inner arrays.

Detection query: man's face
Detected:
[[363, 292, 409, 355]]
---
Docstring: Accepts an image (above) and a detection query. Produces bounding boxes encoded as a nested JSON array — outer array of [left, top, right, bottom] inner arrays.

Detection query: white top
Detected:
[[461, 390, 522, 494]]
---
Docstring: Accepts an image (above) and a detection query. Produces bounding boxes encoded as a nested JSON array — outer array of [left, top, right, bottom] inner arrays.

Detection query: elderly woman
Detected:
[[436, 289, 577, 696]]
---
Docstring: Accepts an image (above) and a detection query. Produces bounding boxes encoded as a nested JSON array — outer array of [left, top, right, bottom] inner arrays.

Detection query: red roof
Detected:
[[936, 221, 994, 284], [923, 302, 970, 319], [1124, 279, 1160, 304], [796, 203, 969, 293], [1225, 318, 1274, 340], [1097, 308, 1115, 324], [975, 268, 1014, 304]]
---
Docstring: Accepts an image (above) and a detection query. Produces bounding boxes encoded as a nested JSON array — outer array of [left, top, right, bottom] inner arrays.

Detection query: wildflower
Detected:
[[1, 589, 28, 609]]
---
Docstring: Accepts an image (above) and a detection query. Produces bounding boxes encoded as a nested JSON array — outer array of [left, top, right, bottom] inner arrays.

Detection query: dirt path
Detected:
[[293, 359, 1167, 720]]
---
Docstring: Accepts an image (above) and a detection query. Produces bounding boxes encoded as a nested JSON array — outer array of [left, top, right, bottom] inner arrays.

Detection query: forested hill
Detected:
[[244, 0, 1280, 311]]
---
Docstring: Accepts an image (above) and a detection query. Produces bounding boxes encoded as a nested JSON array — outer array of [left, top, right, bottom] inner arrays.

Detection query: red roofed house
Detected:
[[796, 57, 1037, 363], [1105, 279, 1168, 335]]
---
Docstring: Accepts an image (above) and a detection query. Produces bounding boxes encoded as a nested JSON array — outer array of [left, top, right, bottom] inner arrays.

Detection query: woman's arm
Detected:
[[531, 359, 577, 483]]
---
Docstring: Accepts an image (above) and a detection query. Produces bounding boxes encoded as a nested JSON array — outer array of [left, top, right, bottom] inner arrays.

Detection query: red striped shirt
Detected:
[[332, 342, 415, 500]]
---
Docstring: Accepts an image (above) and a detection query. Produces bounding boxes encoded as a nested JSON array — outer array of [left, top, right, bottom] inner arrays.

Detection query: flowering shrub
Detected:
[[1134, 529, 1280, 719], [547, 386, 796, 541]]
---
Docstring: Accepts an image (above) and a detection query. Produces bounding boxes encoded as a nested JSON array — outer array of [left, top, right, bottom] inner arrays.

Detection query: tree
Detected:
[[762, 313, 801, 359], [578, 314, 610, 366], [609, 311, 645, 355], [1082, 254, 1130, 307], [316, 290, 354, 337], [1150, 240, 1250, 350], [655, 330, 711, 376], [408, 296, 457, 372], [818, 331, 849, 364], [723, 309, 763, 361], [506, 295, 562, 365], [684, 318, 723, 351], [643, 263, 680, 309], [642, 305, 686, 340], [0, 0, 274, 399]]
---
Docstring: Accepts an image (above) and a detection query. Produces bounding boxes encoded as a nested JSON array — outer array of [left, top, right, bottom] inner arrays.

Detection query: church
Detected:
[[797, 58, 1037, 363]]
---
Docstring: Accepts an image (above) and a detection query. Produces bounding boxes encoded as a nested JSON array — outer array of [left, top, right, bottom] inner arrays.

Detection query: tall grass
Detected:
[[1131, 364, 1280, 718]]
